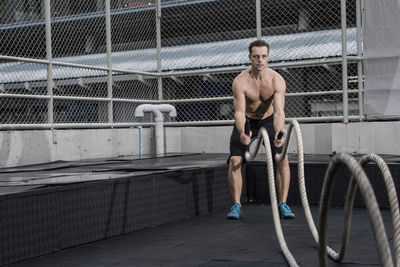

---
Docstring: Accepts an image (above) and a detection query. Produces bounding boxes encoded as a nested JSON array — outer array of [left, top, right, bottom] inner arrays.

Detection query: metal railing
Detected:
[[0, 0, 363, 129]]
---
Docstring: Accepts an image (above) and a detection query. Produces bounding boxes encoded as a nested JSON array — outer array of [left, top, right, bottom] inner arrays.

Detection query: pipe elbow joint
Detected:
[[134, 104, 153, 117]]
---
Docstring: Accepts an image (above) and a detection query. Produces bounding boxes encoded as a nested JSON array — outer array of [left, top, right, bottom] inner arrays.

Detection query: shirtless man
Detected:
[[226, 40, 294, 220]]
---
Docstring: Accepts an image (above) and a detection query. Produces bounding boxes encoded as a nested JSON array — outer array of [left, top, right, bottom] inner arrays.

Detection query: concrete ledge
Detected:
[[1, 121, 400, 167]]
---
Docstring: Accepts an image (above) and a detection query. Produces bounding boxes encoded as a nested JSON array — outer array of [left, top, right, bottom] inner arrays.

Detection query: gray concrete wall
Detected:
[[331, 121, 400, 154], [1, 121, 400, 168], [0, 128, 154, 167], [171, 121, 400, 155]]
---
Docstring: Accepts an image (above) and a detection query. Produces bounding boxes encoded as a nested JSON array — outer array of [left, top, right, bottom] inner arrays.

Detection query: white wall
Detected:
[[1, 121, 400, 168], [0, 128, 154, 168], [331, 121, 400, 154], [171, 121, 400, 156]]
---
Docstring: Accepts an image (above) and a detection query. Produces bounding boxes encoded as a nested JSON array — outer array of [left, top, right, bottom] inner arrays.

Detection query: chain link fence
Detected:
[[0, 0, 361, 128]]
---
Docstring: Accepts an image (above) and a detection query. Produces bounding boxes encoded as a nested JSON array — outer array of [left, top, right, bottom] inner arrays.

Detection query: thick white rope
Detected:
[[245, 127, 298, 266], [356, 153, 400, 266], [319, 153, 393, 267], [245, 119, 398, 267]]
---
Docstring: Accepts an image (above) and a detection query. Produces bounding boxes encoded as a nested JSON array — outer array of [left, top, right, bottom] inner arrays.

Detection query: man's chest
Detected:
[[245, 81, 274, 102]]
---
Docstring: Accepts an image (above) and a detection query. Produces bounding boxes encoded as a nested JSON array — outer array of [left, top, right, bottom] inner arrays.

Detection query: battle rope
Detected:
[[245, 119, 399, 267], [319, 153, 392, 267], [245, 126, 298, 266]]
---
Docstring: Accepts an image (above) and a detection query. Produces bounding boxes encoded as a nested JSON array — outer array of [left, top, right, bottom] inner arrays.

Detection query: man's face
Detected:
[[249, 46, 269, 71]]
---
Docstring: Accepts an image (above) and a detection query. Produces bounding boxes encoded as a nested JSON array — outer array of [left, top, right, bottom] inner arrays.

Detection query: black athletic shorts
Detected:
[[227, 114, 282, 164]]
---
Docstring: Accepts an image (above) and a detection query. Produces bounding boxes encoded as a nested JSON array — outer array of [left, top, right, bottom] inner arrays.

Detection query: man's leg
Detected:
[[276, 155, 290, 204], [228, 156, 243, 205], [226, 156, 243, 219], [276, 155, 295, 219]]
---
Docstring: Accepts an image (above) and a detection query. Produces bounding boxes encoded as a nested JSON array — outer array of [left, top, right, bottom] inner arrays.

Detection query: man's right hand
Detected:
[[240, 131, 252, 145]]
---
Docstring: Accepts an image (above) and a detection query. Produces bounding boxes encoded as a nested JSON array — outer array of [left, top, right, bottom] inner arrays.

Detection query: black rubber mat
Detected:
[[1, 153, 400, 266], [6, 204, 394, 267], [0, 160, 231, 265], [246, 153, 400, 208]]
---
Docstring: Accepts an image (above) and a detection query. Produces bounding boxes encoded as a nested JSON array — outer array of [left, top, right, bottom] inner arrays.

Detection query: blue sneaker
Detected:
[[226, 203, 242, 219], [279, 203, 295, 219]]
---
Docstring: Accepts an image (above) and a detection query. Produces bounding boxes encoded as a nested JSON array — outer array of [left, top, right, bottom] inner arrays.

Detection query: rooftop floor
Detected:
[[7, 204, 393, 267], [2, 153, 399, 266]]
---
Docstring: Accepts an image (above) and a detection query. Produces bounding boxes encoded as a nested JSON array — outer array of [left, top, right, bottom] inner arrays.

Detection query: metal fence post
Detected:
[[45, 0, 53, 127], [256, 0, 261, 39], [356, 0, 364, 121], [156, 0, 163, 100], [341, 0, 348, 123], [105, 0, 113, 124]]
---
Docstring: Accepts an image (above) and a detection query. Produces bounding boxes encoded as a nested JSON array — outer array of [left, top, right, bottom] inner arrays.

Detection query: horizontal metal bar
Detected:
[[0, 55, 158, 77], [1, 55, 363, 82], [160, 57, 363, 77], [113, 90, 362, 103], [0, 93, 112, 102], [164, 116, 362, 126], [111, 97, 231, 104], [0, 93, 50, 99], [291, 116, 361, 123], [287, 89, 359, 97], [2, 73, 160, 91], [0, 0, 217, 31], [1, 93, 364, 106], [2, 90, 363, 102], [0, 122, 156, 130], [160, 66, 247, 77], [364, 115, 400, 121], [112, 98, 158, 103], [165, 120, 235, 127], [0, 94, 231, 103], [0, 116, 364, 130], [347, 56, 363, 61], [53, 95, 111, 102], [0, 124, 53, 130], [0, 55, 50, 65], [161, 96, 233, 103]]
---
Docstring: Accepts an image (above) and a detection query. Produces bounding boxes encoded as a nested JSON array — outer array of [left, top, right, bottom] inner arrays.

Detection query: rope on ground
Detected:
[[245, 119, 398, 267], [351, 154, 400, 265], [245, 127, 298, 267], [319, 153, 392, 267]]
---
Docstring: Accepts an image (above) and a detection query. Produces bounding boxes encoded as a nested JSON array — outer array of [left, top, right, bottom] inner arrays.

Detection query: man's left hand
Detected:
[[274, 132, 285, 147]]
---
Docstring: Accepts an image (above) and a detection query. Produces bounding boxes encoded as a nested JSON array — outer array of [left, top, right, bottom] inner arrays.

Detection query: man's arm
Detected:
[[233, 79, 251, 145], [272, 74, 286, 147]]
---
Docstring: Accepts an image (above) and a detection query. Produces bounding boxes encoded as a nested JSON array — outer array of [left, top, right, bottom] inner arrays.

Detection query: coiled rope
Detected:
[[245, 119, 399, 267]]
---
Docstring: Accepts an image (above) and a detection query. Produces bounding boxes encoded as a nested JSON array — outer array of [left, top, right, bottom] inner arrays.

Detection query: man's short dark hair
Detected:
[[248, 40, 270, 54]]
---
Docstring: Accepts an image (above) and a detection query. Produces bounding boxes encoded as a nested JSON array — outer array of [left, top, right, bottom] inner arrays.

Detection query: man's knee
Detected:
[[229, 156, 243, 171], [276, 155, 289, 169]]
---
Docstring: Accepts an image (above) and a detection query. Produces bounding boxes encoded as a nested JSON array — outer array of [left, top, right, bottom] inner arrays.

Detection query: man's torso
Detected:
[[236, 67, 276, 120]]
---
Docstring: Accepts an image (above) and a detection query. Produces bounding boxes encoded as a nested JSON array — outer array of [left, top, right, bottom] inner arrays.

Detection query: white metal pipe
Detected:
[[134, 104, 177, 155], [154, 104, 177, 117], [155, 120, 163, 155], [138, 125, 143, 159], [132, 125, 143, 159]]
